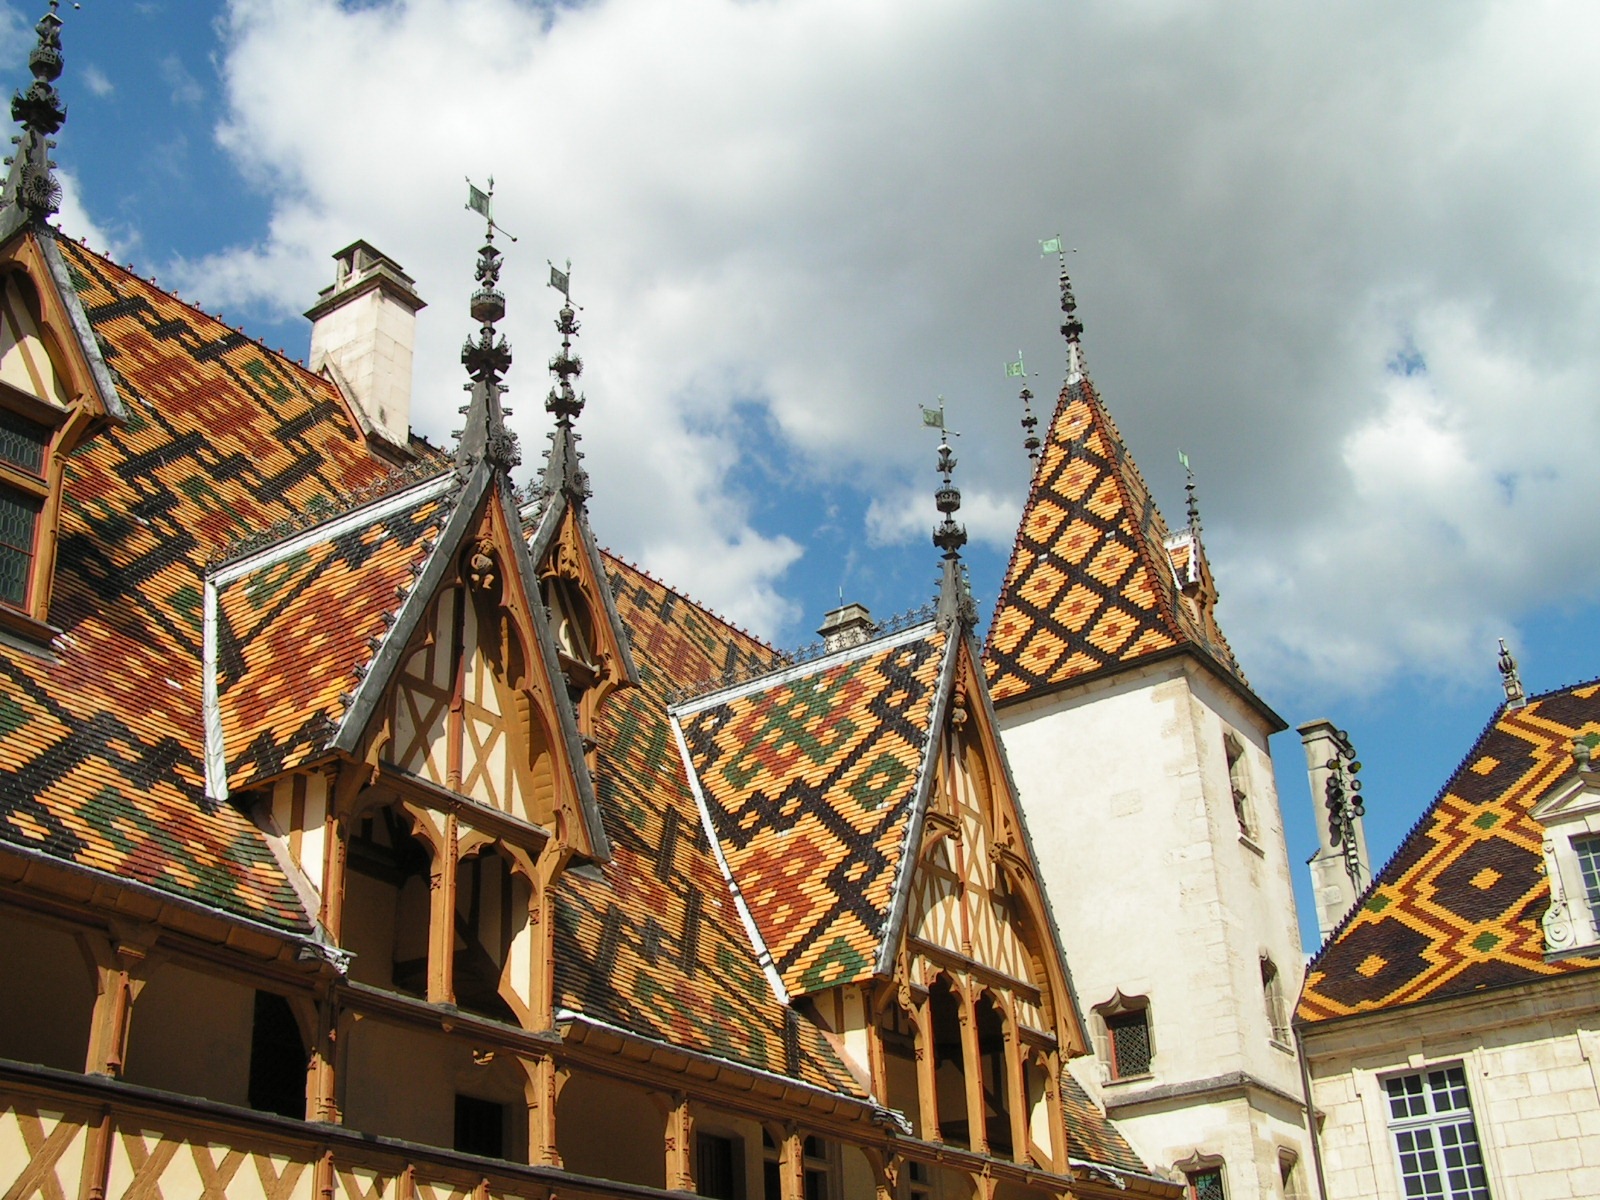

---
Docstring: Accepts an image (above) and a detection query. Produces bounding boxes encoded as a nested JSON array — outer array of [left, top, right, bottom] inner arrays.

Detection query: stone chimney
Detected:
[[306, 241, 425, 453], [1300, 719, 1372, 943], [818, 602, 876, 653]]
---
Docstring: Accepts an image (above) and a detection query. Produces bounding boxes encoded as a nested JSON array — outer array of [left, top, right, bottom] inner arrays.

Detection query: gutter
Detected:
[[1293, 1025, 1329, 1200]]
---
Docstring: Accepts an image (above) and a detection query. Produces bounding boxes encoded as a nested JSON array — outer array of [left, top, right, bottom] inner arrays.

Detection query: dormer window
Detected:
[[0, 390, 64, 627], [1530, 743, 1600, 958]]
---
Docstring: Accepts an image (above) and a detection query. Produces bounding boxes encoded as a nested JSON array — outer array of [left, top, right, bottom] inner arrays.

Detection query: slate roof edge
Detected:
[[670, 620, 938, 718], [874, 625, 958, 979], [1067, 1159, 1178, 1193], [202, 470, 459, 803], [990, 639, 1286, 734], [1294, 959, 1600, 1035], [526, 488, 640, 689], [39, 229, 126, 423], [670, 711, 791, 1007]]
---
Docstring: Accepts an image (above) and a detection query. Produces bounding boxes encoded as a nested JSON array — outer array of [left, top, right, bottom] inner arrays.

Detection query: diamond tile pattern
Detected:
[[0, 239, 402, 928], [984, 374, 1242, 704], [1299, 682, 1600, 1022], [678, 627, 949, 997], [214, 481, 454, 790]]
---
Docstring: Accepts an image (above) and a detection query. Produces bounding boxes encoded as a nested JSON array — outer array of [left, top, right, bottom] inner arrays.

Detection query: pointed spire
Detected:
[[1057, 251, 1085, 385], [931, 415, 977, 630], [1019, 384, 1040, 464], [1180, 449, 1202, 539], [456, 179, 519, 475], [2, 2, 68, 226], [1498, 638, 1526, 710], [540, 261, 591, 501]]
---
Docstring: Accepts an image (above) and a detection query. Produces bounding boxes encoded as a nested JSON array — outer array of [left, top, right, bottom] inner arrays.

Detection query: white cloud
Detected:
[[81, 64, 113, 98], [144, 0, 1600, 682]]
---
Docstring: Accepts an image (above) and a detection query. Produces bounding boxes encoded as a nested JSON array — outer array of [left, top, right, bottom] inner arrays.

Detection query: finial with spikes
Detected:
[[456, 178, 519, 474], [1006, 351, 1041, 465], [2, 1, 69, 226], [923, 398, 977, 630], [1179, 449, 1202, 538], [540, 259, 591, 501], [1498, 638, 1526, 710], [1041, 236, 1083, 382]]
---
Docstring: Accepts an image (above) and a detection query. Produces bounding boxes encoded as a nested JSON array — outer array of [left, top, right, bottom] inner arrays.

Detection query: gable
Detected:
[[528, 498, 637, 713]]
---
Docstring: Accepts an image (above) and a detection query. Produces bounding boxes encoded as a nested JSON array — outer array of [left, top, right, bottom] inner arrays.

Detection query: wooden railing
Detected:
[[0, 1058, 682, 1200]]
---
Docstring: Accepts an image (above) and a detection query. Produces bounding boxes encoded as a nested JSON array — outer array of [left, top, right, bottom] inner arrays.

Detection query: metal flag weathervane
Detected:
[[1007, 351, 1041, 465], [465, 176, 518, 243]]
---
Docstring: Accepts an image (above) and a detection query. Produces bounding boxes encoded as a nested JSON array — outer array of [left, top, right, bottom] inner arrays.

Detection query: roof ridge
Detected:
[[599, 548, 777, 656]]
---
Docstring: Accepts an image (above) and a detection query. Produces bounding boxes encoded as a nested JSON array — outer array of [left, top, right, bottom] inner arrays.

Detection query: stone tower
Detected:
[[982, 269, 1317, 1198]]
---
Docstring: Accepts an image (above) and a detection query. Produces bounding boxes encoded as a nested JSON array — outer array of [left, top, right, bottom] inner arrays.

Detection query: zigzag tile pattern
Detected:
[[1300, 682, 1600, 1022], [0, 239, 399, 927], [679, 628, 947, 997], [214, 482, 453, 790], [553, 558, 860, 1092], [984, 376, 1241, 704]]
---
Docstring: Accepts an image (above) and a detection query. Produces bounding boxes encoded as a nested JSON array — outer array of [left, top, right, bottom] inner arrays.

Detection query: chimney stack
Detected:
[[306, 241, 425, 453], [818, 602, 875, 653], [1300, 719, 1372, 943]]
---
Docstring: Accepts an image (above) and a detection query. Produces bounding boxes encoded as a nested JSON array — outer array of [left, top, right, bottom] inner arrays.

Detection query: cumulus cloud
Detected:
[[144, 0, 1600, 687]]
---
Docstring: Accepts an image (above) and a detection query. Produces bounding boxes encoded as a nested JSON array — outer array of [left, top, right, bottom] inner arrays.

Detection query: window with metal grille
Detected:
[[1105, 1008, 1152, 1077], [1186, 1167, 1225, 1200], [696, 1132, 740, 1200], [1384, 1066, 1492, 1200], [0, 408, 47, 475], [0, 487, 40, 608], [1576, 835, 1600, 908]]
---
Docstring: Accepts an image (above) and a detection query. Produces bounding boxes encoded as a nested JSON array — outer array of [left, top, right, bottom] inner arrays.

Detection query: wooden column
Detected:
[[79, 1103, 114, 1200], [529, 839, 573, 1032], [660, 1092, 695, 1192], [1042, 1048, 1068, 1175], [958, 983, 986, 1155], [911, 993, 940, 1143], [1003, 1004, 1029, 1165], [862, 1147, 899, 1200], [522, 1052, 567, 1167], [778, 1125, 806, 1200], [305, 990, 341, 1124], [428, 811, 459, 1006], [81, 928, 152, 1077]]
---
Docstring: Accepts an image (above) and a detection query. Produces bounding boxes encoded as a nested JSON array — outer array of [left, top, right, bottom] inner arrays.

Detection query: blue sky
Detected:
[[14, 0, 1600, 951]]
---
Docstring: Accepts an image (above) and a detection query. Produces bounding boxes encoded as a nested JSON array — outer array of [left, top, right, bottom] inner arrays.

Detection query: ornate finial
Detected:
[[1573, 734, 1593, 774], [1041, 236, 1083, 381], [922, 399, 977, 629], [1497, 638, 1526, 710], [1006, 352, 1041, 465], [2, 2, 69, 225], [456, 178, 520, 474], [539, 260, 591, 501], [1322, 728, 1368, 889], [1179, 449, 1201, 538]]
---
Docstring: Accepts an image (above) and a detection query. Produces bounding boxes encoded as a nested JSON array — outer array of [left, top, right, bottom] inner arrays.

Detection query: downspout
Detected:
[[1294, 1024, 1329, 1200]]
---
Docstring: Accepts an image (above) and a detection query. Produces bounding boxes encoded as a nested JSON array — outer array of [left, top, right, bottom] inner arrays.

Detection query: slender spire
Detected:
[[1007, 351, 1041, 465], [2, 2, 67, 226], [1055, 246, 1084, 385], [456, 179, 519, 474], [929, 404, 977, 630], [1497, 638, 1526, 710], [1180, 449, 1202, 539], [540, 261, 590, 501]]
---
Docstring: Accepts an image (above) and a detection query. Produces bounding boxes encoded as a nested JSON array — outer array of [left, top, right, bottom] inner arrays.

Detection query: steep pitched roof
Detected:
[[674, 623, 952, 1001], [984, 369, 1251, 710], [0, 238, 399, 928], [207, 472, 456, 794], [554, 557, 863, 1092], [1299, 681, 1600, 1024]]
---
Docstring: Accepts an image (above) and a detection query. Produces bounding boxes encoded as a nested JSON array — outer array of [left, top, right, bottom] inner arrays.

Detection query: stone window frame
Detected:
[[1092, 990, 1153, 1083], [1277, 1148, 1308, 1200], [1172, 1151, 1227, 1200], [1379, 1064, 1492, 1200], [1260, 955, 1291, 1049], [1222, 730, 1257, 841], [1529, 762, 1600, 959]]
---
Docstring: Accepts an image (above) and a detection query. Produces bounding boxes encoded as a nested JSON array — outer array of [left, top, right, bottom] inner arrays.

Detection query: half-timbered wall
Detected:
[[0, 274, 70, 407]]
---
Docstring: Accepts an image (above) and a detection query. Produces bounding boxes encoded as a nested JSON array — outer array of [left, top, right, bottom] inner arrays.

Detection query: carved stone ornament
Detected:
[[467, 538, 498, 592]]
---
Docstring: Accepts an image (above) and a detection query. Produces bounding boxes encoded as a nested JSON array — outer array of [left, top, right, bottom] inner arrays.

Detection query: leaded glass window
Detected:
[[1385, 1066, 1492, 1200], [0, 487, 40, 607], [1186, 1167, 1225, 1200], [1107, 1009, 1151, 1077], [0, 407, 47, 475]]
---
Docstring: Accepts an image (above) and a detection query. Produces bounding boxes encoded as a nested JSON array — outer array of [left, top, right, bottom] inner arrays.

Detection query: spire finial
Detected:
[[1179, 449, 1201, 538], [1498, 638, 1526, 710], [1006, 351, 1041, 465], [456, 178, 519, 474], [922, 399, 977, 629], [1041, 236, 1082, 381], [2, 2, 69, 225], [540, 259, 591, 501]]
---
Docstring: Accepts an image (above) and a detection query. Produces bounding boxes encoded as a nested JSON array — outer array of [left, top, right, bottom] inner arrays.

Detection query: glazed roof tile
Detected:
[[675, 624, 950, 1000], [211, 474, 456, 792], [1299, 681, 1600, 1024], [1060, 1073, 1147, 1177], [0, 238, 402, 928], [985, 373, 1245, 706], [554, 557, 862, 1092]]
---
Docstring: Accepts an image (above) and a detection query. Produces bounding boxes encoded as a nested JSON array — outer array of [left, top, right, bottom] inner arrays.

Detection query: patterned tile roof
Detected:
[[0, 237, 402, 928], [1299, 681, 1600, 1024], [675, 625, 951, 1000], [211, 475, 456, 793], [984, 371, 1246, 707], [1061, 1072, 1148, 1177], [554, 557, 863, 1092]]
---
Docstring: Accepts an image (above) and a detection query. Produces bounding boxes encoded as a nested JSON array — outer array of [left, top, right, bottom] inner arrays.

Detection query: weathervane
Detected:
[[540, 257, 590, 500], [1178, 449, 1202, 538], [922, 398, 977, 629], [1006, 351, 1041, 465], [1041, 235, 1083, 383], [465, 176, 518, 243], [2, 0, 71, 225], [456, 178, 519, 473]]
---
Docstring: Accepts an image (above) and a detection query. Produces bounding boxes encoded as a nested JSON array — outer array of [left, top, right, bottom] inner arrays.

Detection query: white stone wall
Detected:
[[1305, 976, 1600, 1200], [308, 285, 417, 446], [998, 656, 1313, 1188]]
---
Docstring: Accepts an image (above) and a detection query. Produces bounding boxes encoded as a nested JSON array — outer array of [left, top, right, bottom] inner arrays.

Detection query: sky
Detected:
[[10, 0, 1600, 951]]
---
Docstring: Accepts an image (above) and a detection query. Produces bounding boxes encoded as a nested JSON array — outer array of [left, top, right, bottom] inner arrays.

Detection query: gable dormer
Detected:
[[0, 233, 121, 638]]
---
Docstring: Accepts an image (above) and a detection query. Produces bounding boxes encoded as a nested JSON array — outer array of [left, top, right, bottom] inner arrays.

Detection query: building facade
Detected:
[[0, 9, 1175, 1200], [981, 272, 1316, 1198], [1298, 680, 1600, 1199]]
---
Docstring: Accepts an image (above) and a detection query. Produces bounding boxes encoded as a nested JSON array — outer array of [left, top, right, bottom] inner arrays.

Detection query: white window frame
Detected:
[[1381, 1064, 1493, 1200], [1530, 766, 1600, 957]]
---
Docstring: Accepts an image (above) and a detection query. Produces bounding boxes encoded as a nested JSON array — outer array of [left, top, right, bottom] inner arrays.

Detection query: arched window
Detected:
[[1093, 992, 1153, 1081], [1261, 957, 1290, 1046], [1224, 732, 1255, 837]]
